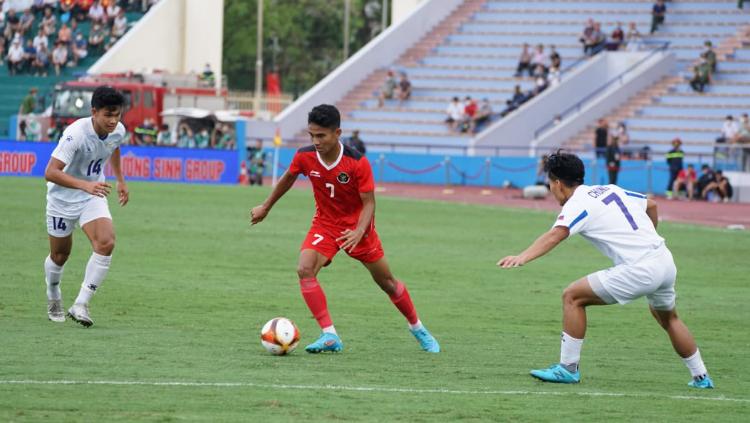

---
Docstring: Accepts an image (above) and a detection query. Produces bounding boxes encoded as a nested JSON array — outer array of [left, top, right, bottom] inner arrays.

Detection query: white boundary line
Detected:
[[0, 380, 747, 404]]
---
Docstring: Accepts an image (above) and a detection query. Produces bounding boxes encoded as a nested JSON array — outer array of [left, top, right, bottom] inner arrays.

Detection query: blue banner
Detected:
[[0, 140, 238, 184]]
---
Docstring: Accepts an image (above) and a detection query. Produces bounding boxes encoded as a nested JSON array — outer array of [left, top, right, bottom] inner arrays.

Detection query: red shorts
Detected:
[[301, 224, 384, 265]]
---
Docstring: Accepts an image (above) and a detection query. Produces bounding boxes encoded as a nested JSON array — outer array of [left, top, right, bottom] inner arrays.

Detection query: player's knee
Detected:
[[562, 286, 581, 307], [94, 237, 115, 255], [50, 252, 69, 265], [297, 264, 316, 279]]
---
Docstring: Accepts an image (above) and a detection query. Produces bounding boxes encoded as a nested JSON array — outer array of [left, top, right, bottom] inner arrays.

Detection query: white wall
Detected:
[[88, 0, 223, 87], [472, 51, 675, 156], [392, 0, 426, 24], [245, 0, 463, 141]]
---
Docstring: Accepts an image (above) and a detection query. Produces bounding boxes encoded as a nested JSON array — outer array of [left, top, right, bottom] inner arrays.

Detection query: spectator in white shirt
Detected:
[[33, 28, 49, 53], [717, 115, 739, 144], [531, 44, 548, 74], [52, 41, 67, 76], [106, 3, 122, 26], [41, 6, 56, 36], [111, 9, 127, 39], [6, 38, 24, 74], [88, 1, 106, 24], [547, 66, 561, 87], [445, 97, 464, 132]]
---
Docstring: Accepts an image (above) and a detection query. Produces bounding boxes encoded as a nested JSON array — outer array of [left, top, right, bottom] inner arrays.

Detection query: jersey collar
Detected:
[[316, 142, 344, 171]]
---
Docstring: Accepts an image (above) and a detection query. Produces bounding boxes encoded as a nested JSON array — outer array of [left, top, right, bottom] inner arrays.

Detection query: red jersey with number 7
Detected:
[[288, 143, 375, 231]]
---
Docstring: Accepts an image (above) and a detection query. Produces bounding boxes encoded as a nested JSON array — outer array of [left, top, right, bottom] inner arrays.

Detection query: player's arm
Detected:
[[646, 199, 658, 229], [337, 190, 375, 253], [44, 157, 111, 197], [497, 226, 569, 268], [110, 147, 129, 206], [250, 170, 297, 225]]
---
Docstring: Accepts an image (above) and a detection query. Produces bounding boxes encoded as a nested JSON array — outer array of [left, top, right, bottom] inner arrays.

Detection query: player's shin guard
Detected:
[[389, 281, 419, 325], [299, 277, 333, 329], [44, 255, 65, 300], [74, 252, 112, 305]]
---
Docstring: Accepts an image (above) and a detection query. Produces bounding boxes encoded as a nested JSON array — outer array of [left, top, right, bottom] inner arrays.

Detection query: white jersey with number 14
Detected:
[[553, 184, 664, 266], [46, 117, 127, 219]]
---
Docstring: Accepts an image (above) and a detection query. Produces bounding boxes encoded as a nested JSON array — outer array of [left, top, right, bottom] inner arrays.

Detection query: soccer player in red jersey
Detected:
[[250, 105, 440, 353]]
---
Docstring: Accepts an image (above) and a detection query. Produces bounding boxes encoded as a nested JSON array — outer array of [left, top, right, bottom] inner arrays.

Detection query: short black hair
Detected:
[[91, 86, 125, 110], [544, 150, 585, 187], [308, 104, 340, 129]]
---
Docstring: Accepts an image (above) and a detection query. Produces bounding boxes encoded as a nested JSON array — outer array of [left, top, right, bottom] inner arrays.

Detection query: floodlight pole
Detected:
[[254, 0, 264, 114], [343, 0, 351, 60]]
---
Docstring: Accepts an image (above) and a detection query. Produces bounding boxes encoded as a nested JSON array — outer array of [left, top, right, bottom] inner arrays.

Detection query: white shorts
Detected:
[[46, 196, 112, 238], [587, 245, 677, 311]]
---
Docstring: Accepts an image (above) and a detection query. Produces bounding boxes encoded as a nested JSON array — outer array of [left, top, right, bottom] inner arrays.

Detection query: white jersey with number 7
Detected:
[[552, 184, 664, 266]]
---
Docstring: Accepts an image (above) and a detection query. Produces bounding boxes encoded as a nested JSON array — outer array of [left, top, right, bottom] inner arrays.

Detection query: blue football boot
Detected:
[[530, 363, 581, 384], [688, 375, 715, 389], [304, 332, 343, 353], [409, 326, 440, 353]]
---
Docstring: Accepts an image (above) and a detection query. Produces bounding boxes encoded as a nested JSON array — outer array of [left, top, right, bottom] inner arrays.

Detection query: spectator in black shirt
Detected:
[[651, 0, 666, 34], [594, 118, 609, 158], [345, 130, 366, 155], [665, 137, 684, 198]]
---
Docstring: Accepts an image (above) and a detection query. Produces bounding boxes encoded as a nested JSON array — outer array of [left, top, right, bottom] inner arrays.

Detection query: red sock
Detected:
[[389, 281, 419, 325], [299, 277, 333, 328]]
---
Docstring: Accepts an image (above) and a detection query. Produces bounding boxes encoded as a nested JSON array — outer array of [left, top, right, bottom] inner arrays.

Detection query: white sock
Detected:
[[682, 349, 708, 378], [74, 252, 112, 305], [44, 255, 65, 300], [409, 319, 423, 331], [560, 331, 584, 370], [322, 325, 337, 335]]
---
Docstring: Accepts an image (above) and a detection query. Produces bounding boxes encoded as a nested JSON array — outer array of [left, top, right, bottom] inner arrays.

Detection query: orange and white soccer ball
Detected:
[[260, 317, 300, 355]]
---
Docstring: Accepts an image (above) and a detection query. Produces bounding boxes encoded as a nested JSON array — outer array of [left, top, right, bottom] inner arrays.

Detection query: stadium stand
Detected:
[[1, 3, 147, 137], [330, 0, 749, 156]]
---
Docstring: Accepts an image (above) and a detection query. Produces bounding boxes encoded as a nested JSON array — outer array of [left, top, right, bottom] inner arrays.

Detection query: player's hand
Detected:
[[250, 205, 268, 225], [117, 181, 129, 206], [497, 255, 525, 268], [336, 228, 365, 253], [83, 181, 112, 197]]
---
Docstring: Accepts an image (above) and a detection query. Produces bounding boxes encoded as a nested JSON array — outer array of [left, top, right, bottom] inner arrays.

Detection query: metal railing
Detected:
[[227, 91, 294, 118], [533, 42, 671, 141]]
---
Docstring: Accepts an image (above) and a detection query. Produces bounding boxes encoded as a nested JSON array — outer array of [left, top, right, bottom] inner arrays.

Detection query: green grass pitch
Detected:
[[1, 177, 748, 421]]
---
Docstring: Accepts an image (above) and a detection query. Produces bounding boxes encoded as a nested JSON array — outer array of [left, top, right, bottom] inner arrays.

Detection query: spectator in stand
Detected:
[[501, 84, 527, 117], [88, 23, 105, 54], [579, 18, 594, 55], [651, 0, 666, 34], [33, 27, 48, 53], [588, 22, 606, 56], [60, 0, 75, 16], [111, 8, 128, 40], [397, 72, 412, 105], [445, 96, 463, 132], [702, 170, 733, 202], [696, 164, 716, 200], [703, 40, 717, 73], [32, 42, 50, 76], [194, 128, 210, 148], [689, 55, 711, 93], [134, 118, 157, 145], [69, 17, 82, 40], [547, 65, 561, 87], [514, 43, 532, 77], [105, 1, 122, 26], [626, 22, 643, 52], [18, 88, 37, 115], [665, 138, 684, 199], [18, 9, 33, 35], [607, 22, 624, 51], [4, 9, 20, 40], [735, 113, 750, 143], [605, 135, 621, 185], [461, 96, 477, 133], [533, 66, 548, 95], [672, 164, 697, 200], [88, 0, 106, 24], [6, 38, 24, 75], [377, 69, 397, 108], [549, 44, 561, 69], [717, 115, 739, 144], [76, 0, 95, 22], [344, 129, 367, 155], [531, 43, 548, 75], [51, 40, 68, 75], [70, 33, 87, 66], [471, 98, 493, 133], [57, 22, 72, 46], [22, 38, 36, 73], [156, 124, 173, 146], [593, 118, 608, 158], [212, 124, 235, 150], [611, 121, 630, 157]]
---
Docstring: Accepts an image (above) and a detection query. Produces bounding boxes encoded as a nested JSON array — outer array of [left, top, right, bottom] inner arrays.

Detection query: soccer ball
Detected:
[[260, 317, 300, 355]]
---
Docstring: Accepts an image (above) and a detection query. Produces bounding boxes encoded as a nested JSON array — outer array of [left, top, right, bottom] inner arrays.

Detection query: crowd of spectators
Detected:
[[1, 0, 157, 76], [666, 138, 733, 202], [444, 96, 492, 135]]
